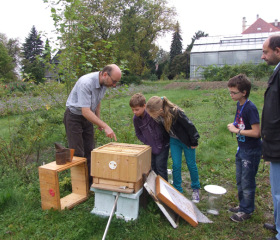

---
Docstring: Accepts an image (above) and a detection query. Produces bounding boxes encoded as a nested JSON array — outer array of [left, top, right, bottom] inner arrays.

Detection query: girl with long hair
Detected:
[[146, 96, 201, 203]]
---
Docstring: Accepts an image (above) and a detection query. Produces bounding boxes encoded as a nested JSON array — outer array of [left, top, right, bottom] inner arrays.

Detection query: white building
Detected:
[[190, 16, 280, 79]]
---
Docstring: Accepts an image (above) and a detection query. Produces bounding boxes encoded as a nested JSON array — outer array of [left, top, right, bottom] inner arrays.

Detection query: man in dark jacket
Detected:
[[261, 34, 280, 240]]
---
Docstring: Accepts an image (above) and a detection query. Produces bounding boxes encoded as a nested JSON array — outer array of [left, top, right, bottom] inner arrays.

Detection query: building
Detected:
[[44, 50, 61, 82], [242, 16, 280, 34], [190, 16, 280, 79]]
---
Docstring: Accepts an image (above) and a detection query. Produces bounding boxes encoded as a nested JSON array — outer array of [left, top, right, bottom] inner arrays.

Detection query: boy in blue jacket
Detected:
[[129, 93, 170, 181]]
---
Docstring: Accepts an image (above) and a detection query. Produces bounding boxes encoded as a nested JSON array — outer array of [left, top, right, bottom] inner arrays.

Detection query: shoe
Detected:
[[228, 206, 240, 213], [263, 223, 277, 233], [230, 212, 252, 222], [192, 189, 200, 203], [266, 237, 277, 240]]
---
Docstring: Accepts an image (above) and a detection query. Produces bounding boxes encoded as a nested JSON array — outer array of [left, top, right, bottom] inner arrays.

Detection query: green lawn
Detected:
[[0, 83, 274, 240]]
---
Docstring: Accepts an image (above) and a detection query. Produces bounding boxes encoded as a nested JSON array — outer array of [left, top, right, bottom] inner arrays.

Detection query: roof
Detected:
[[242, 18, 280, 34], [191, 32, 280, 53], [269, 21, 280, 30]]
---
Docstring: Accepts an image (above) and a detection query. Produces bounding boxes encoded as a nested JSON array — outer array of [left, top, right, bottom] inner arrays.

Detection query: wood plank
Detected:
[[91, 183, 134, 194], [92, 143, 150, 155], [98, 178, 132, 187], [39, 157, 86, 172], [71, 163, 88, 196], [60, 193, 88, 210]]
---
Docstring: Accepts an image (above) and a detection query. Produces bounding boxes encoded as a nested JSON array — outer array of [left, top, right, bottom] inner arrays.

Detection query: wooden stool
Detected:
[[39, 156, 88, 210]]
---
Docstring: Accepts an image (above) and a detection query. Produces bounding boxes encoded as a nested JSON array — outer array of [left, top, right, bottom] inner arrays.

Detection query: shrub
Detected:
[[149, 74, 158, 81], [120, 75, 141, 85], [201, 62, 274, 81]]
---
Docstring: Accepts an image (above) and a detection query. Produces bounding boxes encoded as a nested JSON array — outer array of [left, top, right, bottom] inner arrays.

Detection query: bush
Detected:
[[149, 74, 158, 81], [120, 75, 141, 85], [200, 62, 274, 81], [0, 82, 27, 97]]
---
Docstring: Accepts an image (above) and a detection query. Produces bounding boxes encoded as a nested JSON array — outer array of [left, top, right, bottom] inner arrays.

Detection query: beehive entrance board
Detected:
[[39, 157, 89, 210], [156, 175, 198, 227], [91, 143, 151, 193]]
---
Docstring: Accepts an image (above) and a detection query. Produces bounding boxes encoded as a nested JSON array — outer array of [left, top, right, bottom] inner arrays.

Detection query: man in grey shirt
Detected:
[[64, 64, 121, 186]]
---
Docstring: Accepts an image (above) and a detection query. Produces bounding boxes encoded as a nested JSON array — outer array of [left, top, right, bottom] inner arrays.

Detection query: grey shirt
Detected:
[[66, 72, 107, 115]]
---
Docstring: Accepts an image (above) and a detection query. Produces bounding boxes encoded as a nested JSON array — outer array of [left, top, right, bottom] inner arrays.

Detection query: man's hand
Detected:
[[104, 125, 117, 141]]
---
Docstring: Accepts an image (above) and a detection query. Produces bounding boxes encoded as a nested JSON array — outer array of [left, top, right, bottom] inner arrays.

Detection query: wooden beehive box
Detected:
[[39, 157, 88, 210], [91, 143, 151, 193]]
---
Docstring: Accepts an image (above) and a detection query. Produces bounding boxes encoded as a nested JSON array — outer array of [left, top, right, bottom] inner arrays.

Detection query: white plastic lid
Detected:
[[204, 185, 227, 195]]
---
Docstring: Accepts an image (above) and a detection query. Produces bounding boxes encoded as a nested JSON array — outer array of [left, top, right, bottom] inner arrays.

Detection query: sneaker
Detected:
[[263, 223, 277, 233], [230, 212, 252, 222], [228, 206, 240, 213], [192, 189, 200, 203]]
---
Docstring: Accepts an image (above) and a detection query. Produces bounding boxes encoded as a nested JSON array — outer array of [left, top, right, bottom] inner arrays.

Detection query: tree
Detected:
[[169, 22, 183, 79], [155, 48, 169, 79], [186, 30, 208, 52], [0, 33, 21, 81], [43, 39, 52, 64], [0, 42, 16, 82], [170, 22, 182, 64], [116, 0, 176, 75], [45, 0, 176, 81], [169, 51, 189, 79], [22, 26, 45, 84]]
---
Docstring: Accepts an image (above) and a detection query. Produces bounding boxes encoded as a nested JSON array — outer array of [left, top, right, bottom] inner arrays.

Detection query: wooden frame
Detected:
[[39, 157, 89, 210], [155, 175, 198, 227], [144, 171, 179, 228]]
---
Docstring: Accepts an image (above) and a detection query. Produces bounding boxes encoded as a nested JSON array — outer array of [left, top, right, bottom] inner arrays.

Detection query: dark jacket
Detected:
[[133, 110, 170, 155], [261, 63, 280, 162], [171, 109, 200, 147]]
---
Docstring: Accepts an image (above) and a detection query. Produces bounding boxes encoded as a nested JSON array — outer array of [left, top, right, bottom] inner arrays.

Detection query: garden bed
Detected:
[[164, 81, 268, 90]]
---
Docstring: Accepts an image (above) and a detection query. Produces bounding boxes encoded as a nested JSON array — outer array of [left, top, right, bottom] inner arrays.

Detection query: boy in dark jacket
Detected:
[[129, 93, 170, 181]]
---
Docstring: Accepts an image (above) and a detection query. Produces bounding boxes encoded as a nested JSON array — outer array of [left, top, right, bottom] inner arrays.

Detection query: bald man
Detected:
[[64, 64, 122, 186], [261, 35, 280, 240]]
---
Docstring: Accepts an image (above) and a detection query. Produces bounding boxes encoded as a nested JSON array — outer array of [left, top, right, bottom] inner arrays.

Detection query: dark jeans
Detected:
[[235, 147, 261, 214], [63, 108, 94, 185], [152, 146, 169, 181]]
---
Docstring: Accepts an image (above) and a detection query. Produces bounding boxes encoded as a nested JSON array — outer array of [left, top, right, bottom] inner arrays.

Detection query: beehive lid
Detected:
[[92, 143, 150, 156]]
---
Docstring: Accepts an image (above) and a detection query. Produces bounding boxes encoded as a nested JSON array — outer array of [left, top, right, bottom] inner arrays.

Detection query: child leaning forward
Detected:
[[146, 96, 201, 203], [227, 74, 262, 222], [129, 93, 170, 181]]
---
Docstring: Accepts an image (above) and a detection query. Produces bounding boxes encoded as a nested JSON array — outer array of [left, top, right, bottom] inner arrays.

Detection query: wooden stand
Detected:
[[39, 156, 89, 210]]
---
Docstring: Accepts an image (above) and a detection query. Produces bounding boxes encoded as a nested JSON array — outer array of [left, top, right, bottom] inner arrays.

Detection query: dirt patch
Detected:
[[164, 81, 268, 90]]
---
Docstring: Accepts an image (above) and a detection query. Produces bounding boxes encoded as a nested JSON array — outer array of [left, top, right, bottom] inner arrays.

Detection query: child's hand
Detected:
[[227, 123, 238, 133], [191, 146, 197, 149]]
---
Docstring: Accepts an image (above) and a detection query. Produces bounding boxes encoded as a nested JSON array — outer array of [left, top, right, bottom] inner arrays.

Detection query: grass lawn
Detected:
[[0, 82, 275, 240]]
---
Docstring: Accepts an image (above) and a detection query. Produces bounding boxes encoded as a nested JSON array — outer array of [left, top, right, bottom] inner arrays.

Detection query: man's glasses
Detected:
[[107, 72, 118, 85]]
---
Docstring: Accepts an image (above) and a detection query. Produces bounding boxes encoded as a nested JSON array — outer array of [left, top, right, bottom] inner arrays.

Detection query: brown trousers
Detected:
[[63, 108, 94, 185]]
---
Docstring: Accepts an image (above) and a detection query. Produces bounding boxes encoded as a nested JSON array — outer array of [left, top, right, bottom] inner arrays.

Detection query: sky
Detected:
[[1, 0, 280, 51]]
